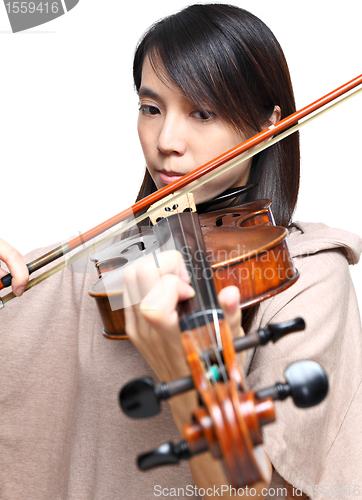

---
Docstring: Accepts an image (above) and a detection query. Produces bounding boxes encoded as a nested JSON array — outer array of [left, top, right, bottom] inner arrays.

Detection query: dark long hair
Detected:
[[132, 4, 300, 331]]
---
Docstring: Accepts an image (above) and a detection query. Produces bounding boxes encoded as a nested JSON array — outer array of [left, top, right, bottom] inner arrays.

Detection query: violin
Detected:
[[115, 193, 328, 487], [89, 195, 297, 340]]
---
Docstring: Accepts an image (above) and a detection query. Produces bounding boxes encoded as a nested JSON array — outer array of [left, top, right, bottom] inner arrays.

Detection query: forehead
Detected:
[[139, 57, 190, 102]]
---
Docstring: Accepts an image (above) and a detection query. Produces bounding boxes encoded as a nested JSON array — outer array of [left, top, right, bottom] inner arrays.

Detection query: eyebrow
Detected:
[[138, 86, 160, 99]]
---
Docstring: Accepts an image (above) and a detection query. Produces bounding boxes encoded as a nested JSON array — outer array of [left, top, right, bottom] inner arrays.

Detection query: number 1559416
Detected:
[[5, 2, 60, 14]]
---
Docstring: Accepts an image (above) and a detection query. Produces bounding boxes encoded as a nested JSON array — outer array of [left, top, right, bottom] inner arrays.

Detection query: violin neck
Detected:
[[154, 212, 223, 332]]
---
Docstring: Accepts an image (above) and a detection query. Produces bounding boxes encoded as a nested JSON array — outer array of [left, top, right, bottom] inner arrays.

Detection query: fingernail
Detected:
[[14, 286, 25, 297]]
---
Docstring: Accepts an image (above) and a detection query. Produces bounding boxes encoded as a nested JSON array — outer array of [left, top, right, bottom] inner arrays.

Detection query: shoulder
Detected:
[[267, 221, 361, 316], [246, 221, 362, 381], [253, 222, 361, 325], [287, 221, 362, 265]]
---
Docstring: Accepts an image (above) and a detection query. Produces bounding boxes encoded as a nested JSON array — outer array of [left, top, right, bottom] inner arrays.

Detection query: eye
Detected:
[[191, 110, 215, 121], [139, 105, 160, 116]]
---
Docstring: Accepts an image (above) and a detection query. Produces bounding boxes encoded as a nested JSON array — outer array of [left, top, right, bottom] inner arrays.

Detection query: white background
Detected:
[[0, 0, 361, 306]]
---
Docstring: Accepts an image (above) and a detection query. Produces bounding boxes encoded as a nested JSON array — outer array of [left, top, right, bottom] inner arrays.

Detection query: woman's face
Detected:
[[137, 57, 253, 205]]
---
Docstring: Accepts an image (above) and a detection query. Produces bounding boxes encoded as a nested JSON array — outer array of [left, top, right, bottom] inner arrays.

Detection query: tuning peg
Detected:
[[257, 317, 305, 345], [200, 317, 306, 363], [120, 318, 307, 419], [120, 376, 195, 418], [256, 360, 328, 408], [232, 317, 306, 353], [137, 440, 193, 470]]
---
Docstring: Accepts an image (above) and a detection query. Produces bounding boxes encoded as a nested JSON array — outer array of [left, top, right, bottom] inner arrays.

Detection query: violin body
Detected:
[[89, 198, 298, 339]]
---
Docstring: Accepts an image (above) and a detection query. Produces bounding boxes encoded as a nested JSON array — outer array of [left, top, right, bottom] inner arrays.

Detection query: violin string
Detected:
[[165, 200, 214, 377], [164, 208, 217, 380], [1, 84, 361, 307], [172, 195, 228, 383], [187, 211, 229, 383]]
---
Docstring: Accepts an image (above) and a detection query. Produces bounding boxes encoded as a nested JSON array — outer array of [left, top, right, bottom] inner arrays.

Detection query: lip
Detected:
[[158, 170, 185, 184]]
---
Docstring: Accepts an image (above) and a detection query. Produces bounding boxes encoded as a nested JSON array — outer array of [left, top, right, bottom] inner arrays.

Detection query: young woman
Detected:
[[1, 4, 361, 500]]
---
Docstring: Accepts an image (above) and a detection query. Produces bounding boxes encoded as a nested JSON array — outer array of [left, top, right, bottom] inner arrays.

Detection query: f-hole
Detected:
[[215, 216, 223, 227], [121, 241, 146, 254], [215, 213, 241, 227]]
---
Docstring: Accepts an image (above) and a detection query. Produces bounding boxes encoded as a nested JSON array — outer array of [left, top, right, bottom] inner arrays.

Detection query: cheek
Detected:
[[137, 119, 145, 147], [195, 129, 247, 161], [137, 122, 153, 161]]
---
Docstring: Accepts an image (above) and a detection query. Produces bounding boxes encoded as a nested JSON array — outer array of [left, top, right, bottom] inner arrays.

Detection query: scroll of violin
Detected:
[[116, 195, 329, 488]]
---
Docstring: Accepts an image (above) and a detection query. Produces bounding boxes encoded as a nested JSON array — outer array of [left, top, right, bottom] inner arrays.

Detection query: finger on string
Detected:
[[0, 238, 29, 296], [218, 286, 244, 340], [124, 250, 190, 308], [140, 274, 195, 330]]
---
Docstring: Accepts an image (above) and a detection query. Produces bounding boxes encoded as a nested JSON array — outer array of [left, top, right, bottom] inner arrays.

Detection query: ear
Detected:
[[262, 105, 281, 130]]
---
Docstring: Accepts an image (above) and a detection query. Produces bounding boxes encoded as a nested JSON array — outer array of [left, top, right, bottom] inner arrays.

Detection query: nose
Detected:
[[157, 115, 187, 156]]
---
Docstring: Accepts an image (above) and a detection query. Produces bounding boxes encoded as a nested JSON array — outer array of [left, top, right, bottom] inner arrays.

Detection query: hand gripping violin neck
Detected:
[[118, 197, 328, 488]]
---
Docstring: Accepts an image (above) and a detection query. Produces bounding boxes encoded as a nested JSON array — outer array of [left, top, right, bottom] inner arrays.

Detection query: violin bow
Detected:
[[1, 73, 362, 307]]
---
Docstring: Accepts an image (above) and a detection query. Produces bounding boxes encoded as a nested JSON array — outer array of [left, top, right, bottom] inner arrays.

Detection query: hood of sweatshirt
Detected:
[[288, 221, 362, 265]]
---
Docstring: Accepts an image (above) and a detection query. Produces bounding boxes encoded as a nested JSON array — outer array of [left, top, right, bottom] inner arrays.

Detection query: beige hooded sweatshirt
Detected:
[[0, 221, 361, 500]]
